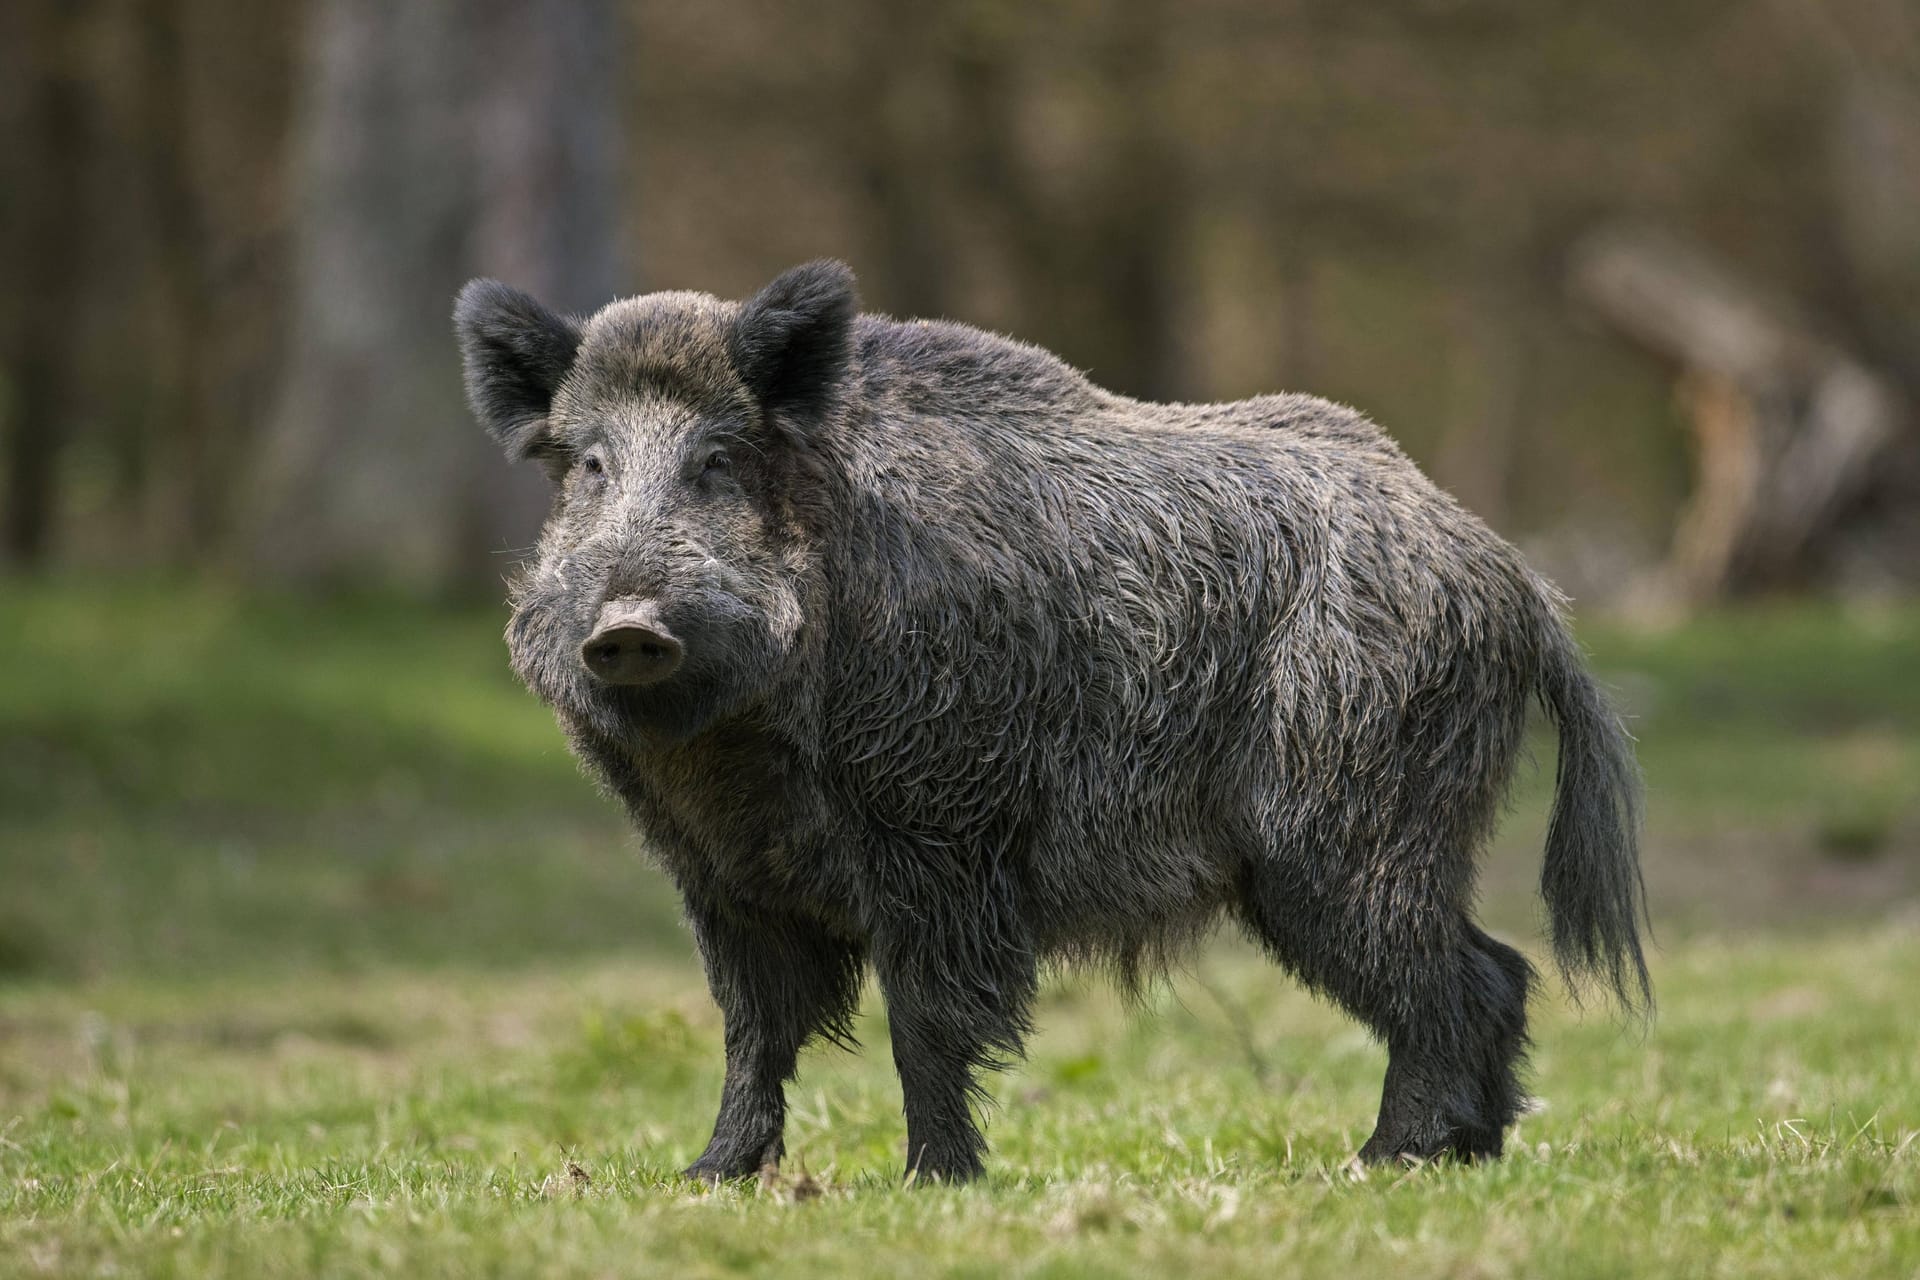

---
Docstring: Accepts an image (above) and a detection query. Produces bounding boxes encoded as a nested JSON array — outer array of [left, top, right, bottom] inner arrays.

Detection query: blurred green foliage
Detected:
[[0, 579, 673, 980]]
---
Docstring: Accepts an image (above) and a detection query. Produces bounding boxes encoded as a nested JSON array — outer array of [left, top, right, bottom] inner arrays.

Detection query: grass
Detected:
[[3, 933, 1916, 1277], [2, 578, 1918, 1276]]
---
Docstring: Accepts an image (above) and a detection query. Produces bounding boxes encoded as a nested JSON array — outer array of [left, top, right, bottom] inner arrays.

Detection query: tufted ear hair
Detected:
[[454, 279, 582, 464], [728, 259, 858, 430]]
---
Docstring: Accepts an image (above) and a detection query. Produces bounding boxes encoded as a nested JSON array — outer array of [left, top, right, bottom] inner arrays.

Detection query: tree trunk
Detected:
[[1, 2, 90, 568], [251, 0, 622, 593], [1084, 0, 1185, 403], [132, 0, 218, 556], [852, 0, 952, 322], [947, 0, 1187, 401]]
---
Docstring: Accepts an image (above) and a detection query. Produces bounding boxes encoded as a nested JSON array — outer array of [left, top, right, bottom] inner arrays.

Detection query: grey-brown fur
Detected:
[[454, 260, 1650, 1184]]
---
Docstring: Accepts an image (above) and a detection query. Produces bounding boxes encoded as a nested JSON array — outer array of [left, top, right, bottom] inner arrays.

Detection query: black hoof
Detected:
[[1357, 1125, 1504, 1167], [683, 1141, 779, 1185]]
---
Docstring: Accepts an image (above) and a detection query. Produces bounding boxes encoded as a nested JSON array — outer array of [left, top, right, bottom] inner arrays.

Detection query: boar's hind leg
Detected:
[[1239, 869, 1534, 1164], [683, 902, 867, 1183], [1355, 925, 1534, 1164], [872, 926, 1038, 1185]]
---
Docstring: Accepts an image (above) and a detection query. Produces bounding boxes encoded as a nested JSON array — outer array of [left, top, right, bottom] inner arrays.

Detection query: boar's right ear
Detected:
[[729, 259, 857, 432], [454, 279, 582, 465]]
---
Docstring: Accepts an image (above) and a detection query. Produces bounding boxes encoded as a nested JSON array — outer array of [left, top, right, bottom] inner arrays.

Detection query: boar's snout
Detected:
[[581, 599, 684, 687]]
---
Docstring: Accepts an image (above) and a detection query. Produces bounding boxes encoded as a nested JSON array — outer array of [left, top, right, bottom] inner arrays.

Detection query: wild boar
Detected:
[[454, 260, 1648, 1183]]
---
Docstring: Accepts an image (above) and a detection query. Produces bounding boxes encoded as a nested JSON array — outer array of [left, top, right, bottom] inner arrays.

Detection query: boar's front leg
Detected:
[[872, 914, 1038, 1184], [682, 900, 867, 1183]]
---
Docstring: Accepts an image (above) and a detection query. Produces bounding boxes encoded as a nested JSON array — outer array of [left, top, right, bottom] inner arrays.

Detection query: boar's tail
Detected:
[[1534, 610, 1653, 1020]]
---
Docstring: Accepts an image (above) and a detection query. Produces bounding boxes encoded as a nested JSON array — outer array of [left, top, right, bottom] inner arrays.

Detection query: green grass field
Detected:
[[3, 580, 1917, 1277]]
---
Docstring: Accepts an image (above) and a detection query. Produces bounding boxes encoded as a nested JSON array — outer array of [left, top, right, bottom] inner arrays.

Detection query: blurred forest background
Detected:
[[4, 0, 1920, 974], [4, 0, 1918, 604]]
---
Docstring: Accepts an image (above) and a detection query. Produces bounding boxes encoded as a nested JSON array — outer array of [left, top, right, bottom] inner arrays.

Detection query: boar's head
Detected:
[[455, 260, 855, 749]]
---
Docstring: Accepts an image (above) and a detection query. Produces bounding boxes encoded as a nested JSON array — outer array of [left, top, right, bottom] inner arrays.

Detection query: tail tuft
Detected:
[[1537, 623, 1653, 1020]]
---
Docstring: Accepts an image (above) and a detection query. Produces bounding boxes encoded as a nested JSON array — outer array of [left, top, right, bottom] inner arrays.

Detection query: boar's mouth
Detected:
[[582, 610, 779, 750], [600, 679, 727, 749]]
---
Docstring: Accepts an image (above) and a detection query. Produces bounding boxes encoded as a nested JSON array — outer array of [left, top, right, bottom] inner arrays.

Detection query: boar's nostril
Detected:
[[580, 604, 684, 686]]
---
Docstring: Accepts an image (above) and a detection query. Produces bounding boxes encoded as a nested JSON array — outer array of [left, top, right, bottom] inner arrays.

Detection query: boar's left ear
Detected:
[[729, 259, 858, 430], [454, 279, 582, 464]]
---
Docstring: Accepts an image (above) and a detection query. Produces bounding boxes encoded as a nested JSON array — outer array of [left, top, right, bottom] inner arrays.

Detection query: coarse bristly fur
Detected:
[[453, 259, 1652, 1184]]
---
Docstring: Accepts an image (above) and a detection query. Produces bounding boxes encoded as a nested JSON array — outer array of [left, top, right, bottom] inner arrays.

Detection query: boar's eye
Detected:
[[701, 448, 732, 478], [581, 452, 606, 478]]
